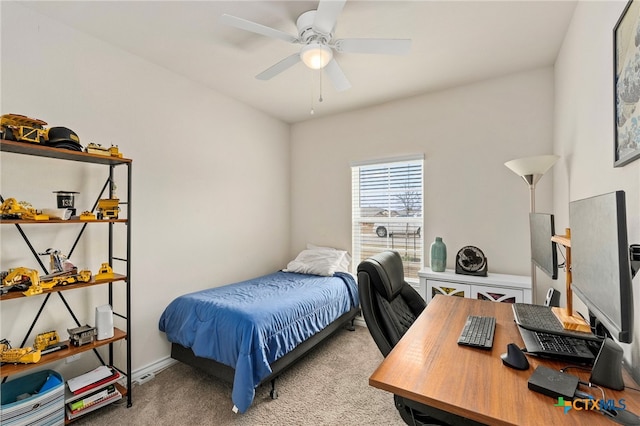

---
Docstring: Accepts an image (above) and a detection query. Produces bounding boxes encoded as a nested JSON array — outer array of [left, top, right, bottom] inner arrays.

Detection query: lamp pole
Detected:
[[520, 173, 541, 304], [504, 155, 559, 306]]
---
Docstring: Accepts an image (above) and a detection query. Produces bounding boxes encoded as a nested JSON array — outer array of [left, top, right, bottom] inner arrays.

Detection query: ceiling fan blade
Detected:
[[313, 0, 346, 35], [334, 38, 412, 55], [220, 14, 298, 44], [324, 59, 351, 92], [255, 53, 301, 80]]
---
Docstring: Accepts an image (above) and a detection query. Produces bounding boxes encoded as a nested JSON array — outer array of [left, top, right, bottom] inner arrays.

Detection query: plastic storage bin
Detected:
[[1, 369, 64, 426]]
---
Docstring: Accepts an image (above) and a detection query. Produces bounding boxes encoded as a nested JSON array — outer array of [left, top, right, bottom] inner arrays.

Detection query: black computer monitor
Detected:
[[569, 190, 634, 343], [529, 212, 558, 280]]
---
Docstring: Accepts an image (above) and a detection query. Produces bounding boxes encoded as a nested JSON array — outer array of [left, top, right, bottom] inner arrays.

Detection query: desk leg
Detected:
[[394, 395, 487, 426]]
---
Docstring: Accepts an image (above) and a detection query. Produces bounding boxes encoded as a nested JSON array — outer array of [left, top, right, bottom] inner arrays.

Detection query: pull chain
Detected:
[[310, 69, 324, 115], [310, 69, 315, 115]]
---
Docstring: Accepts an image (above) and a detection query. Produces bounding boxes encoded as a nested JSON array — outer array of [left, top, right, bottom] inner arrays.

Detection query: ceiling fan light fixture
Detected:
[[301, 43, 333, 69]]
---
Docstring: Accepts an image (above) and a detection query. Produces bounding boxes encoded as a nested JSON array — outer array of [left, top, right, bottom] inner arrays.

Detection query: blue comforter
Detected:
[[158, 271, 359, 413]]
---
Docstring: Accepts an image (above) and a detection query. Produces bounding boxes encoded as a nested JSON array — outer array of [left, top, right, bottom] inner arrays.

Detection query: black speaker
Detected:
[[590, 338, 624, 390], [544, 288, 560, 307]]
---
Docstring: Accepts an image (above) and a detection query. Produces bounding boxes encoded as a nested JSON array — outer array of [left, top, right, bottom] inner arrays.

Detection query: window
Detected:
[[351, 156, 424, 280]]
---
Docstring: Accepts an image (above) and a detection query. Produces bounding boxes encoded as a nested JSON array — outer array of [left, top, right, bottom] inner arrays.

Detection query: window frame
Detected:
[[351, 155, 424, 281]]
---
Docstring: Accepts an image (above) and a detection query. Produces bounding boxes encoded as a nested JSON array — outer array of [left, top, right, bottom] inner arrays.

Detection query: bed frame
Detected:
[[170, 306, 360, 400]]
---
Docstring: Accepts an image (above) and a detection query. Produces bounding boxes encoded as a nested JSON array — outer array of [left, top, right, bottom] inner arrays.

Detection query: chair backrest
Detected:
[[357, 250, 426, 357]]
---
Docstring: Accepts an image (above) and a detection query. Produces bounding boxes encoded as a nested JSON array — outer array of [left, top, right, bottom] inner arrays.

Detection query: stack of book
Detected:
[[65, 366, 122, 420]]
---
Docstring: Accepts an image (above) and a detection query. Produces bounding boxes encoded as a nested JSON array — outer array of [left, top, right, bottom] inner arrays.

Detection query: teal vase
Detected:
[[430, 237, 447, 272]]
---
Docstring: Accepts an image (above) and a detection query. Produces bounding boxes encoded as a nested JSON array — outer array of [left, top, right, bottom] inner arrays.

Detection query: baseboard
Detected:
[[126, 356, 178, 386]]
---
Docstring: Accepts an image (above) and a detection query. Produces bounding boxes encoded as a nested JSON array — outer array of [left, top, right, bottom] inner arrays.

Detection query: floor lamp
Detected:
[[504, 154, 559, 304]]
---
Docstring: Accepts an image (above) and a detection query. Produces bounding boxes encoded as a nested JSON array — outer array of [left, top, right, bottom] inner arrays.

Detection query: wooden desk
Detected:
[[369, 296, 640, 425]]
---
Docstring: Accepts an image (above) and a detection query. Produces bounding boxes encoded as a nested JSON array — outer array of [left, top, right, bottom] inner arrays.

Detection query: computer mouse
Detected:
[[501, 343, 530, 370]]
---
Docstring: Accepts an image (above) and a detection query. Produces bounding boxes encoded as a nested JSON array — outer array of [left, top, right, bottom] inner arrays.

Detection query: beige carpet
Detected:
[[73, 325, 405, 425]]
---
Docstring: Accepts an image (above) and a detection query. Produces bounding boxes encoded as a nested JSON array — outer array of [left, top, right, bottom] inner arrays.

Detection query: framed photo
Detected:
[[614, 0, 640, 167]]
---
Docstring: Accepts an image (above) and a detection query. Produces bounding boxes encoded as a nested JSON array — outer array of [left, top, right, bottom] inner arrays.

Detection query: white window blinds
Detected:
[[351, 157, 424, 279]]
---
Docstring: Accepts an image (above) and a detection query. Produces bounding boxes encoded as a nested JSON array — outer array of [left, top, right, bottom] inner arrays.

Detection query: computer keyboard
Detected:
[[512, 303, 600, 341], [457, 315, 496, 349], [518, 327, 597, 363], [537, 333, 583, 355]]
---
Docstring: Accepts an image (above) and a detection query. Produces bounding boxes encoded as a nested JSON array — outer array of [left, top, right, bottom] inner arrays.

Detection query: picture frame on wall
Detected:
[[614, 0, 640, 167]]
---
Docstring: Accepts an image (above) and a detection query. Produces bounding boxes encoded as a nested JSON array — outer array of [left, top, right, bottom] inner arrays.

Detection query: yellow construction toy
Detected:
[[0, 198, 49, 221], [79, 211, 96, 221], [109, 145, 123, 158], [96, 198, 120, 219], [33, 331, 60, 351], [85, 143, 110, 156], [85, 143, 123, 158], [0, 113, 47, 144], [39, 268, 91, 290], [0, 339, 41, 364], [1, 267, 40, 296], [2, 266, 91, 296], [95, 263, 114, 280]]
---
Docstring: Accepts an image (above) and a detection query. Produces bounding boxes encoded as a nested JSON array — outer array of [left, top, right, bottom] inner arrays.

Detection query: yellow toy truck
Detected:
[[0, 198, 49, 221], [96, 199, 120, 220], [0, 339, 41, 364], [0, 113, 47, 144], [33, 331, 60, 351], [39, 269, 91, 290]]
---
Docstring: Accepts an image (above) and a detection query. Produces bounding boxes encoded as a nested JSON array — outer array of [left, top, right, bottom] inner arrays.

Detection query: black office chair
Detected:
[[357, 250, 426, 357], [358, 251, 484, 426]]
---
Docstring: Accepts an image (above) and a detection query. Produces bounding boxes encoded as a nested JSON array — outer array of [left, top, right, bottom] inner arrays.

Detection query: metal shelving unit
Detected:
[[0, 139, 132, 421]]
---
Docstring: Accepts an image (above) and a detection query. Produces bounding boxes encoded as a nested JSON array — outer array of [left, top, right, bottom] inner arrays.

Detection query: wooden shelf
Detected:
[[1, 139, 131, 165], [0, 328, 127, 378], [0, 274, 127, 301], [551, 234, 571, 247], [1, 219, 127, 225]]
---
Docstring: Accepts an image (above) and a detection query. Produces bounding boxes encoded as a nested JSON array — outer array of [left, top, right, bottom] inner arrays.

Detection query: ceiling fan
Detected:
[[219, 0, 411, 92]]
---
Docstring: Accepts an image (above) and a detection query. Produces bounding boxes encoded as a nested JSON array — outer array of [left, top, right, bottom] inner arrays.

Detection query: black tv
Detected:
[[529, 212, 558, 280], [569, 190, 634, 343]]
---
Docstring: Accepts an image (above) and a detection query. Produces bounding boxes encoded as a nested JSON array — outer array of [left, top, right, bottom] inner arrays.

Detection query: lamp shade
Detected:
[[301, 43, 333, 69], [504, 155, 559, 177]]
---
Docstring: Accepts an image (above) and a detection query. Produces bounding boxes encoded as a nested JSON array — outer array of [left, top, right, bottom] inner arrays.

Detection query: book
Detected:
[[65, 389, 122, 420], [67, 365, 113, 393], [71, 368, 120, 395], [69, 391, 120, 415], [69, 384, 116, 412]]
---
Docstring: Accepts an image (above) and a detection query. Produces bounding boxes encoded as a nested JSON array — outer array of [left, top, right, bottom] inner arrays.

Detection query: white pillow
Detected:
[[306, 243, 337, 251], [285, 249, 348, 276], [306, 244, 351, 272]]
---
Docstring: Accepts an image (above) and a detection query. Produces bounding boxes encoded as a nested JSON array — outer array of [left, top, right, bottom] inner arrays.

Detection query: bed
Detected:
[[158, 247, 360, 413]]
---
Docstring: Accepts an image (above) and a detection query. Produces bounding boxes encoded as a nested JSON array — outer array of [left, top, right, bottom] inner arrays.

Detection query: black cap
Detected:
[[46, 127, 82, 151]]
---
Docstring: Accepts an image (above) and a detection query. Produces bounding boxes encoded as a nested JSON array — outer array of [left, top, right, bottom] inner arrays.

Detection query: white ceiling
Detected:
[[21, 1, 578, 124]]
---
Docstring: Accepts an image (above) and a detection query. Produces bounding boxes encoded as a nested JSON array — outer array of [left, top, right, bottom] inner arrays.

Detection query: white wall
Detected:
[[291, 68, 556, 290], [0, 3, 291, 377], [554, 0, 640, 382]]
